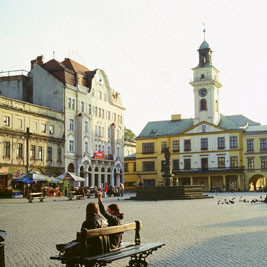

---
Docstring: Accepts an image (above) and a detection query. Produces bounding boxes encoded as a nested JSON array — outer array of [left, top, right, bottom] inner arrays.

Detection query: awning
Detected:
[[55, 172, 85, 182]]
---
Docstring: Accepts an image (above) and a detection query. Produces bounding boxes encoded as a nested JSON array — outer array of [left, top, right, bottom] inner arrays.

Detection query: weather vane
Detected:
[[202, 22, 206, 40]]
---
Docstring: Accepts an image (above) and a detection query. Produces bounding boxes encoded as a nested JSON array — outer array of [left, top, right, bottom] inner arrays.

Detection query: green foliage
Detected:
[[124, 127, 136, 142]]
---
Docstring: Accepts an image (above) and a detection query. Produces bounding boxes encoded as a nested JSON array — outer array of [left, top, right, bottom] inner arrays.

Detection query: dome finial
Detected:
[[202, 22, 206, 41]]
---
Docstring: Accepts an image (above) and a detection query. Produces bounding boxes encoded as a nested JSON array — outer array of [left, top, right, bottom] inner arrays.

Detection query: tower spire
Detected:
[[202, 22, 206, 41]]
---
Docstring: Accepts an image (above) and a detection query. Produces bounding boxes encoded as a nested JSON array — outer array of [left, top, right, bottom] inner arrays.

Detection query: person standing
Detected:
[[103, 183, 108, 198]]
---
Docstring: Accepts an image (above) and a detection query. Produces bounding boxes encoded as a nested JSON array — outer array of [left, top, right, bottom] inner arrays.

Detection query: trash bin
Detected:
[[0, 230, 6, 267]]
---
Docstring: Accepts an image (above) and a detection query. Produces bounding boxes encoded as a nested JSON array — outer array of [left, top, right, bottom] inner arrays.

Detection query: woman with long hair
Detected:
[[82, 202, 107, 229], [98, 192, 124, 249]]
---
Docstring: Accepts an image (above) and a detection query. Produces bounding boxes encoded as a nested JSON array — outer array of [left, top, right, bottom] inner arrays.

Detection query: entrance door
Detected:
[[201, 158, 208, 170]]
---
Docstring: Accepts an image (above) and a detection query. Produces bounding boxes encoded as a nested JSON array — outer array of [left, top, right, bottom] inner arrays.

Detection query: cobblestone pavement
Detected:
[[1, 192, 267, 267]]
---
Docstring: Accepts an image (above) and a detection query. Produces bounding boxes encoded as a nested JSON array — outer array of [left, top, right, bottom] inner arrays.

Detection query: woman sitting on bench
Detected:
[[98, 192, 124, 249]]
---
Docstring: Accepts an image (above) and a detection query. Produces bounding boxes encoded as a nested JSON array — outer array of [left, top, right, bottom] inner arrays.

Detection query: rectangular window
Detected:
[[261, 157, 267, 169], [102, 109, 104, 119], [72, 99, 75, 110], [69, 140, 74, 152], [248, 158, 254, 170], [4, 116, 10, 126], [217, 137, 225, 149], [30, 145, 36, 160], [184, 159, 191, 170], [114, 113, 116, 122], [230, 136, 238, 148], [125, 163, 129, 172], [201, 138, 208, 150], [184, 140, 191, 151], [88, 104, 91, 114], [57, 148, 62, 161], [95, 106, 98, 116], [173, 159, 179, 170], [142, 161, 155, 172], [18, 119, 23, 128], [108, 111, 111, 120], [172, 140, 179, 152], [142, 143, 154, 154], [17, 143, 23, 158], [68, 98, 71, 109], [98, 108, 101, 118], [47, 147, 52, 161], [247, 139, 254, 152], [38, 146, 43, 160], [134, 163, 136, 172], [85, 141, 89, 153], [161, 141, 167, 153], [69, 119, 74, 131], [4, 141, 10, 157], [260, 139, 267, 151], [85, 121, 89, 132], [218, 157, 225, 168], [81, 101, 85, 112], [41, 124, 46, 133], [230, 156, 238, 168], [49, 125, 54, 135]]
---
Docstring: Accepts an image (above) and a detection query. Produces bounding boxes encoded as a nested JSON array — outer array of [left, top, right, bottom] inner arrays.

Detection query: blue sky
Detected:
[[1, 0, 267, 135]]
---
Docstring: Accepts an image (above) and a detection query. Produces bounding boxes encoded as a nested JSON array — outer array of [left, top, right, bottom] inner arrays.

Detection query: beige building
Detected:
[[0, 95, 65, 191]]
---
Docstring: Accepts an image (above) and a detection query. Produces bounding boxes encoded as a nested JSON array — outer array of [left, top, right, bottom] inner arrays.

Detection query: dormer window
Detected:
[[201, 74, 205, 79]]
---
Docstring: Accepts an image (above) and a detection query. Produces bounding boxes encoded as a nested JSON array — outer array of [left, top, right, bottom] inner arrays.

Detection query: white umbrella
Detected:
[[55, 172, 85, 182]]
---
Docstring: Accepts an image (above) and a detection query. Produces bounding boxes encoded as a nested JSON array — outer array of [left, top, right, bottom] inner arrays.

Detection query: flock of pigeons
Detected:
[[217, 195, 267, 205]]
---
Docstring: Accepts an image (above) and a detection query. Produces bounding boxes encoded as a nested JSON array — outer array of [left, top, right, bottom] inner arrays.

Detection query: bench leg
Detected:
[[128, 259, 148, 267]]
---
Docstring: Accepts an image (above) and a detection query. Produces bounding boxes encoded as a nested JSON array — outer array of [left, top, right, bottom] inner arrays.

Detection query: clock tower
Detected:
[[190, 40, 222, 126]]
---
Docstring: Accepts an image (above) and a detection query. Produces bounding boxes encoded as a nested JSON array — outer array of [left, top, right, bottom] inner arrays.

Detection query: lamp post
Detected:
[[26, 127, 30, 173]]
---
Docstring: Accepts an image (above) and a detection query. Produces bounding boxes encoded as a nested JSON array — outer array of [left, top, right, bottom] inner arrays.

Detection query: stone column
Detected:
[[84, 166, 89, 187], [104, 172, 108, 184], [111, 169, 115, 186], [91, 172, 95, 187], [223, 175, 226, 188], [208, 176, 211, 191], [190, 177, 193, 186], [237, 174, 241, 190], [77, 166, 81, 187]]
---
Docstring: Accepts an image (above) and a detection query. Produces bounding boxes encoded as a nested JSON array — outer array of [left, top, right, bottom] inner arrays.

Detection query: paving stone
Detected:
[[1, 192, 267, 266]]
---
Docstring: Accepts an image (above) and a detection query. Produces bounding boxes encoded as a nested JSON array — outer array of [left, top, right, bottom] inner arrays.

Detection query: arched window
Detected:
[[85, 140, 89, 153], [200, 99, 207, 111]]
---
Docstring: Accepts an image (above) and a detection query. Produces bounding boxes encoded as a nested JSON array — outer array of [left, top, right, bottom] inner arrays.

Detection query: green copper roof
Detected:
[[245, 125, 267, 132], [218, 115, 241, 130], [226, 115, 260, 127], [137, 119, 194, 139], [199, 40, 210, 49]]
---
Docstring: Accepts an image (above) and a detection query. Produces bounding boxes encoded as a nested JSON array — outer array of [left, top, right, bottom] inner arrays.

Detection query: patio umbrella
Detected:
[[12, 171, 53, 183], [55, 172, 85, 182], [12, 178, 35, 184]]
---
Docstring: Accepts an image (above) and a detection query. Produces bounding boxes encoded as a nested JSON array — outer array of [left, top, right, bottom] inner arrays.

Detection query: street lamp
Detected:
[[26, 127, 30, 173]]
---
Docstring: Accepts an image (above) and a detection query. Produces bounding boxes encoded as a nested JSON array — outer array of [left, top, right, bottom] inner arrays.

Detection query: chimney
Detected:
[[171, 114, 182, 121], [31, 55, 44, 70]]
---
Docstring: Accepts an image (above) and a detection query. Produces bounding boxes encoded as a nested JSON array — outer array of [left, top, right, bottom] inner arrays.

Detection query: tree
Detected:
[[124, 127, 136, 142]]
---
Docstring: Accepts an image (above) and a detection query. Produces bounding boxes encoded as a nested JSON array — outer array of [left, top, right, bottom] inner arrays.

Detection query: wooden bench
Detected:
[[50, 220, 165, 267], [27, 192, 45, 203], [67, 192, 84, 200]]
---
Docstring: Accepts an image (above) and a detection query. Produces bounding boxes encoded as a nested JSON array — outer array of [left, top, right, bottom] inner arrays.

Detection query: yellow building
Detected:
[[124, 153, 137, 190], [124, 39, 267, 192], [0, 95, 65, 192]]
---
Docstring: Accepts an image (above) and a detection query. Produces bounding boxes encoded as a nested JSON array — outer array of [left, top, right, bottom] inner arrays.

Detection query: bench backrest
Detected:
[[77, 220, 142, 246]]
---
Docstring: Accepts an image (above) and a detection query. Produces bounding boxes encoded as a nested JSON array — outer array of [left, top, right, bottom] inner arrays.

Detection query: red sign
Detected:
[[94, 151, 105, 159]]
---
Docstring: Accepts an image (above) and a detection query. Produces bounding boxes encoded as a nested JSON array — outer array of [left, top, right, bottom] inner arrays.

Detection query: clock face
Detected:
[[198, 88, 207, 97]]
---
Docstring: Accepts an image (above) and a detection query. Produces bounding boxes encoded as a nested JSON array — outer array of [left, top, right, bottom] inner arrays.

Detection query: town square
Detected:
[[1, 0, 267, 266], [2, 192, 267, 267]]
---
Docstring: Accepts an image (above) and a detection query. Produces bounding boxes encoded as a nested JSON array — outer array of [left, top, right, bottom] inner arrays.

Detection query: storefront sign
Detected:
[[94, 151, 105, 159]]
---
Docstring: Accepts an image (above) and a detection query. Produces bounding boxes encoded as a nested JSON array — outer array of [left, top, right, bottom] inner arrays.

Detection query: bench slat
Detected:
[[81, 222, 142, 239], [93, 243, 165, 263]]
